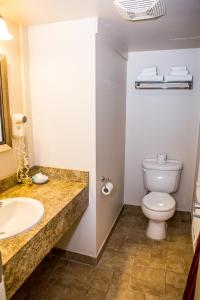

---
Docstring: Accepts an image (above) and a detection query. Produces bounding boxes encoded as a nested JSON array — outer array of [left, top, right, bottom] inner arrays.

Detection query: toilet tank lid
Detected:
[[142, 159, 183, 171]]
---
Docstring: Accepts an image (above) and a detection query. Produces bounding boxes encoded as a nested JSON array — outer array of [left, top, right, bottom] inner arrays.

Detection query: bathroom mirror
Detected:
[[0, 55, 11, 149]]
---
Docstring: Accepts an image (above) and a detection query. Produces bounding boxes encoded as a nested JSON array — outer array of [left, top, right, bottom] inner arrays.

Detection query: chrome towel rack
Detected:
[[135, 80, 193, 90]]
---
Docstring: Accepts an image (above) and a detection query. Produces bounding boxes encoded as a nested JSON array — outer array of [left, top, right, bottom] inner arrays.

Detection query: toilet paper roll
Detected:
[[157, 153, 167, 164], [101, 182, 114, 196]]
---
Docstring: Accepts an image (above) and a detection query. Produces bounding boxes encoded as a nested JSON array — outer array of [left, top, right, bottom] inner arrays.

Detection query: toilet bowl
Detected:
[[142, 192, 175, 240], [142, 157, 182, 240]]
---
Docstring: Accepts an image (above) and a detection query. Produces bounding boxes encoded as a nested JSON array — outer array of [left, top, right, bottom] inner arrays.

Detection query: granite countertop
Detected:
[[0, 179, 87, 265], [0, 166, 89, 299]]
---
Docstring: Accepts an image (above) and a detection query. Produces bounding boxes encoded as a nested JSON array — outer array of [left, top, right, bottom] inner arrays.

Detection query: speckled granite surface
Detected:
[[0, 168, 89, 299], [30, 166, 89, 183], [0, 174, 18, 193]]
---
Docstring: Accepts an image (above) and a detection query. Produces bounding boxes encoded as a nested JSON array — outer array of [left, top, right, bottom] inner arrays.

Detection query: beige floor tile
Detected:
[[133, 254, 152, 267], [168, 212, 191, 224], [27, 276, 64, 298], [123, 205, 144, 217], [167, 223, 191, 234], [84, 289, 106, 300], [105, 284, 124, 300], [166, 240, 183, 251], [60, 280, 90, 300], [35, 279, 65, 299], [106, 284, 145, 300], [123, 289, 145, 300], [11, 208, 192, 300], [150, 256, 166, 270], [127, 230, 153, 246], [111, 270, 131, 289], [166, 271, 187, 289], [166, 254, 185, 273], [100, 248, 134, 273], [166, 240, 192, 258], [25, 294, 47, 300], [166, 247, 181, 257], [119, 240, 138, 255], [128, 218, 147, 229], [182, 253, 193, 271], [167, 234, 192, 244], [64, 261, 95, 283], [151, 248, 167, 260], [145, 293, 160, 300], [160, 284, 184, 300], [132, 250, 166, 270], [135, 244, 153, 257], [90, 266, 113, 292], [107, 237, 125, 251], [107, 231, 128, 250], [130, 266, 166, 296]]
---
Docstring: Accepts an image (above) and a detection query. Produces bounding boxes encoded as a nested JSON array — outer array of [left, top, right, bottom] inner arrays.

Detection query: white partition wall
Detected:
[[27, 18, 127, 257], [96, 34, 127, 252]]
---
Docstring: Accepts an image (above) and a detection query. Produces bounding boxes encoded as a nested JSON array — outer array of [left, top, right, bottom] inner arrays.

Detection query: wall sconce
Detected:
[[0, 15, 13, 40]]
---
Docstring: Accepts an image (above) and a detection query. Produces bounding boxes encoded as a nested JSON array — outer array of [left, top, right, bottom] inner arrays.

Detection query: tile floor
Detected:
[[11, 205, 193, 300]]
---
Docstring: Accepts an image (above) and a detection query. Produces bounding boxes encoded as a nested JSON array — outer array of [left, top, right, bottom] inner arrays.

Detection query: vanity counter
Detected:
[[0, 167, 89, 299]]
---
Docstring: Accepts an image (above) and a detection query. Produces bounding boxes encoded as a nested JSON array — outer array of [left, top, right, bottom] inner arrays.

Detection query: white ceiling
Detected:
[[0, 0, 200, 51]]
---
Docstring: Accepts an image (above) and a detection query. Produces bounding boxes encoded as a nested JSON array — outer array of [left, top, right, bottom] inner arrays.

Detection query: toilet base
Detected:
[[146, 220, 167, 240]]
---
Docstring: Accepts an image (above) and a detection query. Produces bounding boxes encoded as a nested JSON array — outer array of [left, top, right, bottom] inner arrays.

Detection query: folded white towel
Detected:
[[170, 70, 189, 76], [141, 67, 157, 74], [137, 75, 163, 82], [140, 71, 157, 76], [165, 75, 193, 82], [171, 66, 187, 71]]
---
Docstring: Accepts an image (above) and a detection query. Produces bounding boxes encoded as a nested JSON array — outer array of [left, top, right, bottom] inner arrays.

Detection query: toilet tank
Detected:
[[142, 159, 183, 193]]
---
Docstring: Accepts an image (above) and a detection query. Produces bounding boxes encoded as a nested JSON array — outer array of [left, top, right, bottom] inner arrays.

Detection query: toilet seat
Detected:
[[143, 192, 175, 212]]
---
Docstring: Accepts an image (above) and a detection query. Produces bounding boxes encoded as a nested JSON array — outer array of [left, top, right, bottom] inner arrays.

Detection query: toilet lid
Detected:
[[143, 192, 176, 212]]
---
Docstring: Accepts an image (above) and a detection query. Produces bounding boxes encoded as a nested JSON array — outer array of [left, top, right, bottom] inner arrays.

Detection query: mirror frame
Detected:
[[0, 55, 12, 149]]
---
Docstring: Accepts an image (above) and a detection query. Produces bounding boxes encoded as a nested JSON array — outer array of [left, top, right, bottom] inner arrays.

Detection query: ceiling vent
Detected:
[[113, 0, 166, 21]]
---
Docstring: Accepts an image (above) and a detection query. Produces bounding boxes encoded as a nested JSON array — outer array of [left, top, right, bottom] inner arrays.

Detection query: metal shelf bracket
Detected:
[[135, 80, 193, 90]]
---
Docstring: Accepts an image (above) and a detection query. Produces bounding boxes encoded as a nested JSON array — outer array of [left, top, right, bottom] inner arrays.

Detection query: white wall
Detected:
[[28, 18, 97, 257], [0, 21, 23, 180], [124, 49, 200, 212], [96, 35, 127, 253]]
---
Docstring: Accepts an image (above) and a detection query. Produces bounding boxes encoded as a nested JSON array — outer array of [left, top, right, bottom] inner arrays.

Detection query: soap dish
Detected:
[[32, 173, 48, 184]]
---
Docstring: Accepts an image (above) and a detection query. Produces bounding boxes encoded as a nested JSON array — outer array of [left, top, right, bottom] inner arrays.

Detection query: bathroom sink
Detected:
[[0, 197, 44, 240]]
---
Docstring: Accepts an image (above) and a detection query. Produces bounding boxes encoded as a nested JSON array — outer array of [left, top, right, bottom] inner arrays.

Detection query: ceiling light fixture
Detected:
[[0, 15, 13, 40], [113, 0, 166, 21]]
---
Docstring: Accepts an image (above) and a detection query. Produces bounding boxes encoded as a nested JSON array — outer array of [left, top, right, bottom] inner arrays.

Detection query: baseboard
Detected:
[[50, 205, 124, 265], [50, 248, 98, 265], [96, 205, 124, 258]]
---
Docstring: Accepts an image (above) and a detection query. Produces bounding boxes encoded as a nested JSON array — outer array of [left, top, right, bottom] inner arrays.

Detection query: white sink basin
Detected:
[[0, 197, 44, 240]]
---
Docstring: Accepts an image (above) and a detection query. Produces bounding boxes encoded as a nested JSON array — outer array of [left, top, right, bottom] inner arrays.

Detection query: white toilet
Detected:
[[142, 158, 183, 240]]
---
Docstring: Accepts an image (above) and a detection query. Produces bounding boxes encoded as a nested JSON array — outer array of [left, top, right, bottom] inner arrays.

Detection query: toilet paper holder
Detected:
[[100, 176, 114, 196], [100, 176, 110, 183]]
